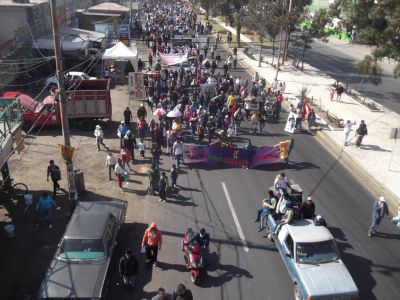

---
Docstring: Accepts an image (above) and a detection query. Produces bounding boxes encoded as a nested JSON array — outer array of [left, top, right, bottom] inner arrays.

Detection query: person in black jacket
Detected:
[[172, 283, 193, 300], [300, 197, 316, 219], [119, 249, 139, 288], [123, 131, 137, 162]]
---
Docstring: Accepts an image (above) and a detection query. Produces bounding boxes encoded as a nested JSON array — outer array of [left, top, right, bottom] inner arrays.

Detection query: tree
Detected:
[[299, 9, 330, 70], [332, 0, 400, 79], [245, 0, 282, 66], [213, 0, 248, 48], [200, 0, 213, 20]]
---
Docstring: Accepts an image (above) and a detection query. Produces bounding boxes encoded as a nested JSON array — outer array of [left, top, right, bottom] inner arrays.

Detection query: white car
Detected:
[[45, 71, 96, 87]]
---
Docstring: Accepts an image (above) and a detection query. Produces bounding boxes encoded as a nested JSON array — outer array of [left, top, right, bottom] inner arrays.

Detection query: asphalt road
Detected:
[[104, 35, 400, 300]]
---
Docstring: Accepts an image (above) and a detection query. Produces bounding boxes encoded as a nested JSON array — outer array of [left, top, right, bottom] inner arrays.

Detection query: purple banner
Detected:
[[183, 142, 282, 168]]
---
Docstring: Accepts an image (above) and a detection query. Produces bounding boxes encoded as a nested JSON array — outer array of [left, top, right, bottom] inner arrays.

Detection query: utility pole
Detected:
[[49, 0, 76, 203], [129, 0, 133, 41]]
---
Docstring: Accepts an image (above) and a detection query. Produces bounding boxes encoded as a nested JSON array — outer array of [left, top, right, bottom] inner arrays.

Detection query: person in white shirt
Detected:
[[343, 120, 355, 147], [274, 173, 290, 195], [114, 158, 125, 191], [138, 141, 146, 158], [172, 139, 184, 169], [94, 125, 106, 151], [106, 152, 116, 181]]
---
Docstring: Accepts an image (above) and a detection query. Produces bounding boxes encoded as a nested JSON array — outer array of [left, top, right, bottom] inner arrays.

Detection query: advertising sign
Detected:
[[128, 72, 146, 100]]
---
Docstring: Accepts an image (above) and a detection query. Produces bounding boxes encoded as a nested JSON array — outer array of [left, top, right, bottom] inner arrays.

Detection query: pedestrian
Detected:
[[124, 107, 133, 127], [307, 109, 316, 132], [158, 171, 168, 202], [368, 196, 391, 237], [170, 164, 178, 190], [35, 192, 57, 229], [151, 143, 161, 169], [141, 222, 162, 267], [47, 160, 61, 199], [355, 120, 368, 147], [335, 82, 344, 102], [137, 103, 148, 120], [295, 108, 302, 131], [106, 152, 116, 181], [137, 117, 147, 141], [123, 130, 137, 162], [94, 125, 106, 151], [148, 53, 153, 66], [152, 287, 171, 300], [119, 249, 139, 289], [251, 112, 258, 135], [119, 147, 132, 171], [343, 120, 355, 146], [172, 139, 184, 169], [114, 158, 125, 192], [117, 121, 128, 148], [172, 284, 193, 300], [392, 202, 400, 228], [138, 140, 146, 158], [300, 196, 316, 219]]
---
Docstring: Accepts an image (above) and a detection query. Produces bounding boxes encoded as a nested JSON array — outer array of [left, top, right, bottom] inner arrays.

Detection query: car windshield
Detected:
[[296, 240, 339, 264], [59, 239, 106, 260], [81, 73, 90, 80]]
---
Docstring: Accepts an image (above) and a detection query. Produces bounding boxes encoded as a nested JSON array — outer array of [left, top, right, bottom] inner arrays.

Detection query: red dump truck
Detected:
[[20, 79, 112, 130]]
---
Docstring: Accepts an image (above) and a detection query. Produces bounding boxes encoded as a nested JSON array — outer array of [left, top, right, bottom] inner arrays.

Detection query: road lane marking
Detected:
[[221, 182, 250, 252]]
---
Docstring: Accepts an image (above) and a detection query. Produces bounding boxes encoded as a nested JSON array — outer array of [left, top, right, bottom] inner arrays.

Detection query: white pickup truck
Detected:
[[266, 217, 359, 300]]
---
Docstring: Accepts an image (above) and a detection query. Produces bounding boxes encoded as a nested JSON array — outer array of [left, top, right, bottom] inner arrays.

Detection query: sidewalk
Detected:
[[215, 18, 400, 206]]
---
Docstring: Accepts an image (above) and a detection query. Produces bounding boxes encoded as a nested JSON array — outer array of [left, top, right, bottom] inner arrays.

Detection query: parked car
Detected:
[[45, 71, 97, 87], [37, 200, 127, 299], [266, 217, 359, 300]]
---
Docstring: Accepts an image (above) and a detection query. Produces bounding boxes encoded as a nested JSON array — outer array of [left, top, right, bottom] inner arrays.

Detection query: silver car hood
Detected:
[[38, 258, 109, 298], [297, 261, 358, 296]]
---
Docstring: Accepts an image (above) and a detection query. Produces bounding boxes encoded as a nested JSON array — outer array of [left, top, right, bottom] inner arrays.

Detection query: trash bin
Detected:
[[4, 224, 15, 238], [74, 169, 86, 194]]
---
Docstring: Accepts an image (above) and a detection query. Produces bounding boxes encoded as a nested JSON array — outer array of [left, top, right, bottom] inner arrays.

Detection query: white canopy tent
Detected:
[[102, 41, 138, 71]]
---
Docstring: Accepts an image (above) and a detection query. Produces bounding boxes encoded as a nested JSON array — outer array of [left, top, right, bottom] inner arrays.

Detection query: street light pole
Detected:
[[49, 0, 76, 203]]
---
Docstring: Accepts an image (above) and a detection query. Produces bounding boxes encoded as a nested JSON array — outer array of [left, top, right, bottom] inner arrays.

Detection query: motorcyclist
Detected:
[[187, 228, 210, 250]]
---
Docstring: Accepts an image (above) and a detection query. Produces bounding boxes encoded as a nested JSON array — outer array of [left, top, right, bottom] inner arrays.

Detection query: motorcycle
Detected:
[[182, 228, 206, 284]]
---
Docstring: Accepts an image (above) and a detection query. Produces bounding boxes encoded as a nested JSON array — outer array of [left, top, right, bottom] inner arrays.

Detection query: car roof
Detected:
[[64, 212, 111, 239], [286, 219, 334, 243]]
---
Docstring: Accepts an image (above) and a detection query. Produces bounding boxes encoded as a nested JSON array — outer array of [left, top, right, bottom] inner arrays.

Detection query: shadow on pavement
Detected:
[[106, 222, 153, 300], [329, 227, 377, 300]]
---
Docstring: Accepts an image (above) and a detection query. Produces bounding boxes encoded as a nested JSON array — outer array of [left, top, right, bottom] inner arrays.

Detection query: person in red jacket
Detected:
[[142, 222, 163, 267]]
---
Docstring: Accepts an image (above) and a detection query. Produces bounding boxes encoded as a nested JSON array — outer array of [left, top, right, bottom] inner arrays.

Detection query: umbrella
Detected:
[[153, 108, 167, 116], [244, 95, 257, 102], [167, 110, 183, 118]]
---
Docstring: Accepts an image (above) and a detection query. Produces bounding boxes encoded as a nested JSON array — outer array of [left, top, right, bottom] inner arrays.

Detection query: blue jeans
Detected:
[[369, 215, 382, 234], [152, 157, 159, 168], [255, 207, 269, 221], [175, 154, 183, 169]]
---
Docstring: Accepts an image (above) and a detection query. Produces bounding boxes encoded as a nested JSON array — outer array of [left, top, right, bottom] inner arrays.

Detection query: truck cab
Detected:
[[267, 217, 359, 300]]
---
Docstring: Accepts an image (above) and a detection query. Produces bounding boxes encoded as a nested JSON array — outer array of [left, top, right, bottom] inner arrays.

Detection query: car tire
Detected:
[[294, 284, 302, 300]]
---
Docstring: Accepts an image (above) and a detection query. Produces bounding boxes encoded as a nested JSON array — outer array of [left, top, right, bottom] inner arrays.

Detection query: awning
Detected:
[[34, 37, 88, 51], [58, 27, 105, 43]]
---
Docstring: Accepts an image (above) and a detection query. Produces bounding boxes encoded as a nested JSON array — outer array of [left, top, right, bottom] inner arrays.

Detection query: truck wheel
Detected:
[[294, 284, 302, 300], [78, 119, 94, 131], [267, 233, 274, 242]]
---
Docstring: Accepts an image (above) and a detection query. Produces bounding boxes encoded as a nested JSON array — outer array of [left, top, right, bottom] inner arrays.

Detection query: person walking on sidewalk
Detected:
[[343, 120, 355, 146], [117, 121, 128, 148], [142, 222, 162, 267], [335, 82, 344, 102], [114, 158, 125, 192], [355, 120, 368, 147], [173, 139, 184, 169], [35, 192, 57, 229], [152, 287, 171, 300], [172, 284, 193, 300], [119, 249, 139, 289], [368, 196, 391, 237], [106, 152, 116, 181], [123, 107, 133, 127], [94, 125, 106, 151], [123, 130, 137, 162], [170, 164, 178, 190], [47, 160, 61, 199]]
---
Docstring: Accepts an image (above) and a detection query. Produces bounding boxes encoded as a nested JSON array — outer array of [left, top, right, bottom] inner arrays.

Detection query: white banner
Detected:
[[160, 53, 188, 66], [128, 72, 146, 100], [284, 112, 296, 134]]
